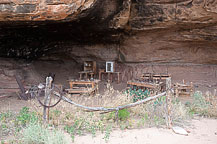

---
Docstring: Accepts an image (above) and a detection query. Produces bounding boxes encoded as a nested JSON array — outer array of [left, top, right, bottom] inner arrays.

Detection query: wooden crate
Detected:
[[67, 80, 100, 95], [84, 61, 96, 74], [174, 82, 194, 97]]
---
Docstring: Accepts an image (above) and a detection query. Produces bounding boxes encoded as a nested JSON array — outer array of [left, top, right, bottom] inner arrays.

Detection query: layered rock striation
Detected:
[[0, 0, 217, 64]]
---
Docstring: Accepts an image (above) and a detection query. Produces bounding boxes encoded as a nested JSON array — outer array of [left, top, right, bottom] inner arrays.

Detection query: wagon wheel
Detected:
[[35, 84, 63, 108]]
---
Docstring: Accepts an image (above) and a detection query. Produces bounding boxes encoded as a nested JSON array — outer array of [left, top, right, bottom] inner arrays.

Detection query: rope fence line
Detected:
[[54, 91, 171, 127], [54, 91, 167, 113]]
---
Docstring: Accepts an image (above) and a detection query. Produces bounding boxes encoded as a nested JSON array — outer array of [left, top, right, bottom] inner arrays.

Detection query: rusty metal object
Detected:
[[35, 83, 62, 108]]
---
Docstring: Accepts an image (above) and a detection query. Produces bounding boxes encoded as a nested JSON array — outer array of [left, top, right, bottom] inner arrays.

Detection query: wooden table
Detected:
[[78, 71, 95, 80], [127, 81, 163, 93], [99, 71, 121, 83], [66, 80, 100, 95]]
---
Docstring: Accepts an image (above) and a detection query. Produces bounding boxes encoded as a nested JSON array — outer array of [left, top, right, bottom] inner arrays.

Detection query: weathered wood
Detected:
[[66, 88, 96, 94], [79, 71, 95, 80], [0, 95, 11, 99], [15, 74, 28, 100], [68, 80, 100, 88], [174, 82, 194, 97], [54, 91, 166, 113], [43, 76, 53, 123], [67, 80, 100, 95], [127, 81, 158, 89], [166, 77, 172, 129], [141, 73, 171, 81], [83, 61, 96, 74], [99, 72, 121, 83]]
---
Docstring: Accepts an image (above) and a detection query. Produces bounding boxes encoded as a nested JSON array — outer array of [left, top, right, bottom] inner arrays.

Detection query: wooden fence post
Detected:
[[166, 77, 172, 128], [43, 76, 53, 123]]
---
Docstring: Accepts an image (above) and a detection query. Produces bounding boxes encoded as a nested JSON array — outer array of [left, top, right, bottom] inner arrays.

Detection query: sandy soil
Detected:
[[0, 96, 30, 112], [74, 118, 217, 144]]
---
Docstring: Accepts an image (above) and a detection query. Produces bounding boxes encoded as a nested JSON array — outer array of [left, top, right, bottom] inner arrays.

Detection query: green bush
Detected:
[[0, 111, 12, 122], [118, 109, 130, 121], [126, 88, 150, 102], [108, 109, 130, 121], [187, 91, 209, 116], [21, 123, 69, 144], [16, 107, 39, 126]]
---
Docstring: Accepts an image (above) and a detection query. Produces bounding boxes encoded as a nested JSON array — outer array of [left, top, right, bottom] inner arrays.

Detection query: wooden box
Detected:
[[84, 61, 96, 73]]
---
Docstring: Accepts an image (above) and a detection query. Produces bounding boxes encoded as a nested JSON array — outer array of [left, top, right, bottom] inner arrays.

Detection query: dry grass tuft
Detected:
[[204, 90, 217, 117]]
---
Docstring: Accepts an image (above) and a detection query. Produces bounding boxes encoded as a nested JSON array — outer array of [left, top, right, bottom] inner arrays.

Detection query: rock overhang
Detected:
[[0, 0, 217, 64]]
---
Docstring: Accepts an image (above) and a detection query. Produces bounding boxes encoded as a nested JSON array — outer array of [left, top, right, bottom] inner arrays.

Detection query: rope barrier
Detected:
[[54, 91, 166, 113]]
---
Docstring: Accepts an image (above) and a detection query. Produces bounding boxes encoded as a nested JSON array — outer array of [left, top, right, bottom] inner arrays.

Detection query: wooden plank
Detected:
[[142, 74, 170, 77], [127, 81, 158, 89], [67, 90, 89, 94], [66, 88, 95, 94], [0, 95, 11, 99], [179, 92, 191, 96], [166, 77, 172, 128], [69, 81, 93, 85], [43, 76, 53, 123]]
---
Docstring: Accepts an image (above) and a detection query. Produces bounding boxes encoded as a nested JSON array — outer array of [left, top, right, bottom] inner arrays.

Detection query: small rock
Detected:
[[172, 126, 188, 136]]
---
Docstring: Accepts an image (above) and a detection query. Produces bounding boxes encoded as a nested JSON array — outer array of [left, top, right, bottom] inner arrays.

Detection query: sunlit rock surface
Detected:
[[0, 0, 217, 64]]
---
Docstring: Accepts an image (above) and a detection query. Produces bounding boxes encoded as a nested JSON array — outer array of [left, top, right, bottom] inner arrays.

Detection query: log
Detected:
[[0, 95, 11, 99], [54, 91, 166, 113]]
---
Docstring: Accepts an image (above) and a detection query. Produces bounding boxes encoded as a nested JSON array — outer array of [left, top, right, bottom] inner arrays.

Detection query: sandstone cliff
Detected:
[[0, 0, 217, 64]]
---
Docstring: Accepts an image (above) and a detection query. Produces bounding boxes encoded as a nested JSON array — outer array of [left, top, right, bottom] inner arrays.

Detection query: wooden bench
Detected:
[[141, 73, 171, 82], [174, 82, 194, 97], [66, 88, 96, 94], [67, 80, 100, 95], [127, 81, 163, 94]]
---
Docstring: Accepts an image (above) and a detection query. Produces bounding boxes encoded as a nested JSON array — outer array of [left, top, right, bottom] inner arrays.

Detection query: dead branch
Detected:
[[55, 91, 166, 113]]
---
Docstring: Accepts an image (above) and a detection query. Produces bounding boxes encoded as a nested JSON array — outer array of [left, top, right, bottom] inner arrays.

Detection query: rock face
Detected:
[[0, 0, 217, 64], [0, 0, 97, 21]]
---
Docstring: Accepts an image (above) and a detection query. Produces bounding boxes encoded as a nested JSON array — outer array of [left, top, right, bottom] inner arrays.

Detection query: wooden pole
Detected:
[[166, 77, 172, 128], [43, 76, 53, 123], [54, 91, 166, 113]]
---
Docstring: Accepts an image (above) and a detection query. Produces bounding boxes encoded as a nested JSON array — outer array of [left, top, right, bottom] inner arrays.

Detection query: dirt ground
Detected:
[[74, 118, 217, 144], [1, 96, 217, 144]]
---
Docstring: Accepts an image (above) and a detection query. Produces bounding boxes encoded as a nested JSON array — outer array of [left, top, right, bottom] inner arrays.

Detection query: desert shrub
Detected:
[[0, 111, 13, 122], [107, 109, 130, 121], [118, 109, 130, 121], [15, 107, 39, 126], [21, 122, 69, 144], [64, 117, 101, 141], [186, 91, 217, 117], [187, 91, 209, 116], [130, 94, 190, 127], [0, 111, 14, 139], [103, 125, 112, 142]]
